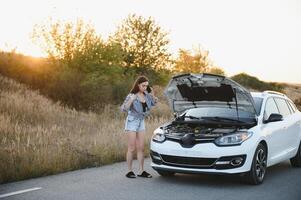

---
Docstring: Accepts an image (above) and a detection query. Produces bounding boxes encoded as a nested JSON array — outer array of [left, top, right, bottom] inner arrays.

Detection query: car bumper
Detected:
[[150, 139, 256, 174]]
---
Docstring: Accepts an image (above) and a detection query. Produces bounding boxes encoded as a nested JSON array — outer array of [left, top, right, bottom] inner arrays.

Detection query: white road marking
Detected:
[[0, 187, 42, 199]]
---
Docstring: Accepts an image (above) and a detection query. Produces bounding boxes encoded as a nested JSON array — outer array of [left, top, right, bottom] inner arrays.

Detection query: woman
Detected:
[[120, 75, 158, 178]]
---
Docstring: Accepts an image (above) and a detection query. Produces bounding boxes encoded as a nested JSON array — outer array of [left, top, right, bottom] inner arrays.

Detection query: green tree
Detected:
[[173, 46, 225, 76], [31, 19, 106, 69], [173, 47, 211, 73], [110, 14, 171, 72], [31, 18, 129, 110]]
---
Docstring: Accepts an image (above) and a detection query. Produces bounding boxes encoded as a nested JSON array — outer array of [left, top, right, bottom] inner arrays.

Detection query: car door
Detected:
[[287, 99, 301, 150], [262, 97, 286, 163], [274, 98, 300, 155], [286, 99, 301, 151]]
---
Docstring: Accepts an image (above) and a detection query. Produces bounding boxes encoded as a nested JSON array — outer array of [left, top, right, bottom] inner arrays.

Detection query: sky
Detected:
[[0, 0, 300, 83]]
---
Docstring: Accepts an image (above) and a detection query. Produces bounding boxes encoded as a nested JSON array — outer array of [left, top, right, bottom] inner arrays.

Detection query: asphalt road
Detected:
[[1, 158, 300, 200]]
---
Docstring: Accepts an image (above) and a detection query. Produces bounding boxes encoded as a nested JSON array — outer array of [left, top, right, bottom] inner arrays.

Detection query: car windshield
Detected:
[[184, 107, 256, 122], [253, 97, 263, 115]]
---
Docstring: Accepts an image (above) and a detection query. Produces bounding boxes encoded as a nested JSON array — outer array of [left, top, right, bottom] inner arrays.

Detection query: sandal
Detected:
[[125, 171, 136, 178], [137, 171, 152, 178]]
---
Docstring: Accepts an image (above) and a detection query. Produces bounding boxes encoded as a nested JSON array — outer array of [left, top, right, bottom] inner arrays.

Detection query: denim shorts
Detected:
[[124, 115, 145, 132]]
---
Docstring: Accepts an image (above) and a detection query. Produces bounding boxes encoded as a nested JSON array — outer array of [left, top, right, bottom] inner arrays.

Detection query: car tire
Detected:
[[245, 143, 267, 185], [156, 169, 175, 177], [290, 141, 301, 168]]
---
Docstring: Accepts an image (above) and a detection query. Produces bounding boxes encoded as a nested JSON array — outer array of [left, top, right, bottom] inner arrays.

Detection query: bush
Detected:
[[231, 73, 284, 92]]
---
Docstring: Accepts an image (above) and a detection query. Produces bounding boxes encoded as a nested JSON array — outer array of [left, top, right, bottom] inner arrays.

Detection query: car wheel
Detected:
[[156, 169, 175, 177], [245, 143, 267, 185], [290, 141, 301, 168]]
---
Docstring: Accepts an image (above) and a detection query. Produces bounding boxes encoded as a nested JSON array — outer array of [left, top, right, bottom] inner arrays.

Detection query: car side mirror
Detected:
[[264, 113, 283, 123]]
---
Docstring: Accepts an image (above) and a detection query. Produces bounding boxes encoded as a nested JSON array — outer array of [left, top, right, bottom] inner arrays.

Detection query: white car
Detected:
[[150, 73, 301, 185]]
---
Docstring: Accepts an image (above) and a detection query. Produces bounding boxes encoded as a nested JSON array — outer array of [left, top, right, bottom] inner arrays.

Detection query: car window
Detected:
[[264, 98, 279, 121], [287, 100, 297, 113], [253, 97, 263, 115], [286, 100, 295, 113], [274, 98, 291, 117]]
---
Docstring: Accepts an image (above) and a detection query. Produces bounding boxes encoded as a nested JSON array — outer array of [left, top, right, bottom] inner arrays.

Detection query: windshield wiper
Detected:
[[184, 115, 203, 120], [201, 116, 247, 124]]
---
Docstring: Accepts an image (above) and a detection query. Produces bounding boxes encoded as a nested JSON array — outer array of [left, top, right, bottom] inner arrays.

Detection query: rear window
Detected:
[[287, 100, 297, 113]]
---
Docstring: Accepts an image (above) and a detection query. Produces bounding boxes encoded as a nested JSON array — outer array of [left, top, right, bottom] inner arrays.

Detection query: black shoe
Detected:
[[125, 171, 136, 178], [137, 171, 152, 178]]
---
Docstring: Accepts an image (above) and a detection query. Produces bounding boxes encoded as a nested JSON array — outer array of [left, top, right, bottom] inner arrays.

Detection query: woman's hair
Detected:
[[130, 75, 149, 94]]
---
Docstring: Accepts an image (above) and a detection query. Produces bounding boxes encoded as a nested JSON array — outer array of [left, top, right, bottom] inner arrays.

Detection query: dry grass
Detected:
[[0, 75, 172, 183]]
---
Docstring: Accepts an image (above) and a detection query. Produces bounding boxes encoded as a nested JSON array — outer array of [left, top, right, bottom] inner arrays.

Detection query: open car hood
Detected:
[[164, 73, 257, 116]]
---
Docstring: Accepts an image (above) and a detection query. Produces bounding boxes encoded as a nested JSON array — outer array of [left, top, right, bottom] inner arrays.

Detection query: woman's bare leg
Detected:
[[136, 131, 145, 174], [126, 131, 137, 172]]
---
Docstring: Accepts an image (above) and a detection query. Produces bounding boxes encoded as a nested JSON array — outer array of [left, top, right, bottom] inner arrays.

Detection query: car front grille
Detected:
[[165, 133, 220, 147], [160, 154, 217, 168]]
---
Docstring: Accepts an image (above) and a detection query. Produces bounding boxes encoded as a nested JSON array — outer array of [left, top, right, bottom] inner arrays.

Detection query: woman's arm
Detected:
[[148, 87, 158, 106], [120, 93, 137, 112]]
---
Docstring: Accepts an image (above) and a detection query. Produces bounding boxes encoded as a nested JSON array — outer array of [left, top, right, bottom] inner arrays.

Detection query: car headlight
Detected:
[[152, 127, 166, 143], [215, 131, 253, 146]]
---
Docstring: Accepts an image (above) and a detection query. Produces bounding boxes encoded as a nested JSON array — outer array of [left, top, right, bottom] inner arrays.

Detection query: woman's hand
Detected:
[[148, 87, 158, 104], [149, 87, 154, 96]]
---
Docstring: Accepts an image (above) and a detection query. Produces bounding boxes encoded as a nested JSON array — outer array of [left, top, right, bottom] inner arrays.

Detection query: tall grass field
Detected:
[[0, 75, 172, 183]]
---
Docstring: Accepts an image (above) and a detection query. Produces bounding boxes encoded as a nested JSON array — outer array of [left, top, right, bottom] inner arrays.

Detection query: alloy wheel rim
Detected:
[[255, 148, 266, 181]]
